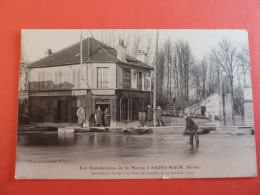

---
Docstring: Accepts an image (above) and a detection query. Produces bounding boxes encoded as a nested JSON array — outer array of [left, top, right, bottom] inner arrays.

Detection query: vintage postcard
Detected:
[[16, 29, 257, 179]]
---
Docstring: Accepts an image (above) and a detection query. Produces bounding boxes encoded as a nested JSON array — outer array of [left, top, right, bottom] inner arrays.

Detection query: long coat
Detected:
[[146, 107, 153, 121], [156, 108, 163, 120], [76, 108, 85, 124], [186, 117, 198, 131], [95, 109, 103, 125]]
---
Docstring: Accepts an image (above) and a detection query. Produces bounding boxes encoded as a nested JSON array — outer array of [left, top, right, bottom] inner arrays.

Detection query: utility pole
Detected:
[[80, 31, 83, 65], [219, 67, 224, 124], [80, 30, 89, 88], [153, 30, 159, 126]]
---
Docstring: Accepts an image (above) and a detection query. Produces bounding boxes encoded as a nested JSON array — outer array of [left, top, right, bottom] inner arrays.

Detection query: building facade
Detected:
[[28, 38, 153, 127], [185, 92, 232, 123]]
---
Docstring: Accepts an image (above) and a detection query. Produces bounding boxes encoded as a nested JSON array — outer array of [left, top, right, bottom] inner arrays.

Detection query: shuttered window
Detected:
[[72, 69, 76, 88], [77, 68, 81, 88], [58, 70, 62, 89], [42, 71, 45, 89], [38, 72, 42, 90]]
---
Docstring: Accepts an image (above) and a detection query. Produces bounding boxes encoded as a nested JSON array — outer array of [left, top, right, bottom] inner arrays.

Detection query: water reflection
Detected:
[[16, 127, 255, 164], [189, 144, 199, 155], [58, 133, 75, 144]]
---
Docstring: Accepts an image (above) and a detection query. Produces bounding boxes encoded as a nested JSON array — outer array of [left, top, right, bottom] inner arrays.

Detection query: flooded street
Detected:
[[16, 127, 257, 179]]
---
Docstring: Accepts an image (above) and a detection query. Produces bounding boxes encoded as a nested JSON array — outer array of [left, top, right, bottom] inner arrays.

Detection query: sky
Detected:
[[21, 29, 249, 63]]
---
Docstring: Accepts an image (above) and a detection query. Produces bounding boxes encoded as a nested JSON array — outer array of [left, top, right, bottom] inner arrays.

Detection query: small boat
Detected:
[[183, 126, 216, 135], [122, 128, 153, 135]]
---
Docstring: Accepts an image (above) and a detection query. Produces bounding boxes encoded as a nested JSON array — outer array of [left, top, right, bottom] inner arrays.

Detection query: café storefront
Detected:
[[89, 89, 150, 126], [115, 90, 151, 122], [29, 90, 88, 123], [29, 89, 150, 127]]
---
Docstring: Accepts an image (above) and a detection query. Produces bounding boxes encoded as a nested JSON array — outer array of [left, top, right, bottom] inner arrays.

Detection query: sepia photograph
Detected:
[[16, 29, 257, 179]]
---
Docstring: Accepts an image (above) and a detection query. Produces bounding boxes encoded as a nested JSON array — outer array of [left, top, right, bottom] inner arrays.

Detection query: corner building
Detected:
[[28, 38, 153, 127]]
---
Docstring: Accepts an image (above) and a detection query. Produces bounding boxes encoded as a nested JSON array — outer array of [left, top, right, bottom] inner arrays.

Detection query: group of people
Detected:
[[76, 105, 111, 127], [77, 104, 199, 146], [145, 104, 165, 127], [94, 106, 111, 127]]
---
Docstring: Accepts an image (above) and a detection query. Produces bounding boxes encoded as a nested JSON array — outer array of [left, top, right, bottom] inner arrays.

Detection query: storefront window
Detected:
[[97, 67, 109, 88]]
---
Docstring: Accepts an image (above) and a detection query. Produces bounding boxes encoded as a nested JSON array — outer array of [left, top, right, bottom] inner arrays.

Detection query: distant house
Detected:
[[243, 88, 254, 126], [28, 38, 153, 126], [185, 92, 232, 123]]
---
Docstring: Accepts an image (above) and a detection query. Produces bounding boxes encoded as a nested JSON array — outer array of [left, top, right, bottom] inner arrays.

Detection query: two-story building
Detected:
[[28, 38, 153, 127]]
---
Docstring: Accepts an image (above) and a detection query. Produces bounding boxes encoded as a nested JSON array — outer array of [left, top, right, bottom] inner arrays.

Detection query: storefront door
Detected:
[[120, 99, 132, 122]]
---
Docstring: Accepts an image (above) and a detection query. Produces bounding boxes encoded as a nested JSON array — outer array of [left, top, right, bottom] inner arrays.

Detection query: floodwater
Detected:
[[15, 127, 257, 179]]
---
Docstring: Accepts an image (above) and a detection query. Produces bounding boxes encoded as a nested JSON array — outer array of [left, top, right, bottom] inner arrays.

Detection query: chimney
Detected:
[[117, 39, 127, 62], [137, 50, 147, 63]]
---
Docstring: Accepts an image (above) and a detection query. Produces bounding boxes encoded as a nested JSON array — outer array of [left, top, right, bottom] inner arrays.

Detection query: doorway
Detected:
[[95, 100, 110, 126], [120, 99, 132, 122], [201, 106, 206, 116], [57, 99, 67, 122]]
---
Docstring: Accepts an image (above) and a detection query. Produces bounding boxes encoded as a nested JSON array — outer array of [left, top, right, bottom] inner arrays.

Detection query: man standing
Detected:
[[95, 106, 103, 127], [76, 105, 85, 127], [156, 106, 164, 126], [183, 114, 199, 146], [104, 108, 111, 127], [146, 104, 153, 127]]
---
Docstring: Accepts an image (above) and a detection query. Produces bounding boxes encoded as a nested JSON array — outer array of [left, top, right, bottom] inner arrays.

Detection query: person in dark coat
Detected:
[[89, 113, 98, 127], [156, 106, 164, 126], [104, 108, 111, 127], [95, 106, 103, 127], [76, 106, 85, 127], [183, 114, 199, 146], [145, 104, 153, 127]]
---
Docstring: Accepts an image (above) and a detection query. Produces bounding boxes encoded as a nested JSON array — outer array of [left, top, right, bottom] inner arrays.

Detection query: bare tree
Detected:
[[189, 57, 208, 101], [156, 49, 166, 106], [163, 39, 174, 101], [209, 39, 238, 116], [144, 33, 154, 64], [237, 44, 250, 87], [174, 40, 194, 110], [20, 49, 29, 91]]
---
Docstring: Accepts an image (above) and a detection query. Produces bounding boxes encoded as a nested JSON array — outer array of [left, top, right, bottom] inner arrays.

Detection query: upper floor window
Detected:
[[131, 70, 138, 89], [97, 67, 109, 88], [55, 70, 58, 88], [138, 72, 143, 90], [72, 69, 76, 87], [72, 68, 81, 88], [58, 70, 63, 88], [76, 68, 81, 88], [42, 71, 46, 89], [37, 72, 42, 90], [123, 68, 131, 89], [131, 70, 143, 90]]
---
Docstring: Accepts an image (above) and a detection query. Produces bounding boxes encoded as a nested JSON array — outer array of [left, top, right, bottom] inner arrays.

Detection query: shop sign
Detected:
[[30, 90, 87, 97], [118, 90, 150, 99]]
